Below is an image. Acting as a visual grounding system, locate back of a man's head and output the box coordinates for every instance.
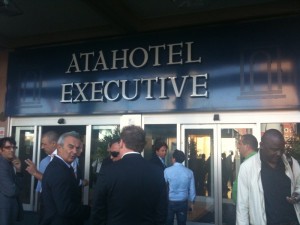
[43,131,58,144]
[173,149,186,163]
[242,134,258,152]
[120,125,146,153]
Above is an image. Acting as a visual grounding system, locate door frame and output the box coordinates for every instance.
[15,126,38,211]
[181,123,257,225]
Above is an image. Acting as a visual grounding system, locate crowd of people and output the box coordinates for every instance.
[0,126,300,225]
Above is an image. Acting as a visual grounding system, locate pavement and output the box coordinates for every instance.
[19,211,213,225]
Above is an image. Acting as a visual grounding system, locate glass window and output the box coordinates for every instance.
[261,123,300,162]
[89,125,119,205]
[11,126,35,210]
[144,124,176,167]
[183,127,215,224]
[221,127,253,225]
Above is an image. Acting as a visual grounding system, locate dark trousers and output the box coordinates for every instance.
[167,200,188,225]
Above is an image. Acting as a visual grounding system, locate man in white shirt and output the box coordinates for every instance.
[236,129,300,225]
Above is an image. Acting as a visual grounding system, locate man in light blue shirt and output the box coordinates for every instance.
[25,131,58,192]
[164,149,196,225]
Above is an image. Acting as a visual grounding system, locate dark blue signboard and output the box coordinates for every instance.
[6,16,300,116]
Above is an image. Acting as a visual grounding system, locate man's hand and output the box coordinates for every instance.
[189,203,194,212]
[24,158,45,181]
[25,159,38,175]
[82,179,89,186]
[12,157,22,172]
[286,192,300,204]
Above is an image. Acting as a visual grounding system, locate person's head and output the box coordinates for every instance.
[221,152,226,159]
[119,125,146,156]
[260,129,285,166]
[57,131,82,164]
[153,138,168,159]
[41,131,58,155]
[108,137,121,161]
[0,137,17,161]
[76,143,84,157]
[238,134,258,158]
[172,149,186,164]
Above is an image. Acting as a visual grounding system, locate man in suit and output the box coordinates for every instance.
[92,125,167,225]
[39,131,90,225]
[100,137,121,169]
[0,137,24,225]
[149,138,168,170]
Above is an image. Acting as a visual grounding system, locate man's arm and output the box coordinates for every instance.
[189,171,196,211]
[91,170,108,225]
[236,164,250,225]
[155,170,168,225]
[25,159,43,180]
[0,159,19,197]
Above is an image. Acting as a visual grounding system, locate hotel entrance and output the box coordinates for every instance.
[182,124,256,225]
[143,119,257,225]
[7,111,300,225]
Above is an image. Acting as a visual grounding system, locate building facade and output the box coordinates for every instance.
[2,15,300,225]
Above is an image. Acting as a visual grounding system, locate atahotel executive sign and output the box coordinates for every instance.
[5,16,300,116]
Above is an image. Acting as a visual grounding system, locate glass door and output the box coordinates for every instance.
[182,124,257,225]
[219,125,255,225]
[182,125,217,225]
[14,126,36,211]
[88,125,119,205]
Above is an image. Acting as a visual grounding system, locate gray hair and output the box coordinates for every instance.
[57,131,81,146]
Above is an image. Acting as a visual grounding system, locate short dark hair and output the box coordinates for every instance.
[153,138,168,153]
[120,125,146,153]
[241,134,258,151]
[42,131,59,143]
[0,137,16,148]
[173,149,186,163]
[261,129,284,144]
[108,137,120,148]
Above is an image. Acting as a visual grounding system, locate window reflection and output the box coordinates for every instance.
[144,124,176,167]
[261,123,300,162]
[89,125,119,205]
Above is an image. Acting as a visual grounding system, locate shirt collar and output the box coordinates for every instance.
[54,155,71,168]
[121,151,140,158]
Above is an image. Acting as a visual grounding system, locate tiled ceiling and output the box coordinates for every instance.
[0,0,299,49]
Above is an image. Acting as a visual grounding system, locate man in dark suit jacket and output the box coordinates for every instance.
[149,138,168,171]
[39,131,90,225]
[92,125,167,225]
[0,137,23,225]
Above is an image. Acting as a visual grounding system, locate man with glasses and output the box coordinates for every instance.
[101,137,121,168]
[0,137,24,225]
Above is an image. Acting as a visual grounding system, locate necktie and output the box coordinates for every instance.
[160,158,166,167]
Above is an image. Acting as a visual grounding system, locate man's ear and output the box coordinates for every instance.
[57,144,62,153]
[119,139,125,149]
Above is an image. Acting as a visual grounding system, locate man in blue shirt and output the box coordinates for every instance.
[25,131,58,193]
[164,149,196,225]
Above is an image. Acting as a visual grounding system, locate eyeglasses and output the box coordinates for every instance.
[2,145,18,151]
